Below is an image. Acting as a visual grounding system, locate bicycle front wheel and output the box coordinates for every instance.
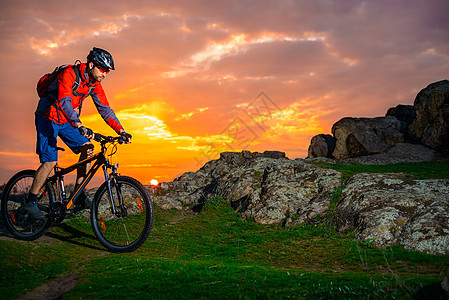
[91,176,153,253]
[1,170,54,240]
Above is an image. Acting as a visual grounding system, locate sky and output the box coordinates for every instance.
[0,0,448,186]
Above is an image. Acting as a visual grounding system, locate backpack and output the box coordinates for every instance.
[36,62,82,98]
[36,60,94,116]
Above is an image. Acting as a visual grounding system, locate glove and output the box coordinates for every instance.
[120,131,132,144]
[78,126,93,137]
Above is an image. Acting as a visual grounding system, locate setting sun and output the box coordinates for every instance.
[150,179,159,186]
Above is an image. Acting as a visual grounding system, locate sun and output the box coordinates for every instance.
[150,179,159,186]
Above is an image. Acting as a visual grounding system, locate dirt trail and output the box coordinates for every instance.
[15,272,80,300]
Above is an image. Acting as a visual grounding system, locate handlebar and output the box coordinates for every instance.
[93,133,127,144]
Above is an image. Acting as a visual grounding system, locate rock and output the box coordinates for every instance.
[152,151,343,224]
[408,80,449,152]
[306,80,449,161]
[304,157,336,164]
[385,104,414,135]
[238,159,342,225]
[331,116,404,160]
[337,173,449,255]
[307,134,336,158]
[339,143,441,165]
[154,171,215,210]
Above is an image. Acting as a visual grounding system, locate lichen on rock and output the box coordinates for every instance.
[337,173,449,255]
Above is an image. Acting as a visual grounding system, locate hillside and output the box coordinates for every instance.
[1,193,449,299]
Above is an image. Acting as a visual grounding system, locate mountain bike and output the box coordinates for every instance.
[1,133,153,253]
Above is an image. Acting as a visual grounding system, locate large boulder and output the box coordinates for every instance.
[331,116,403,160]
[336,173,449,255]
[237,158,342,225]
[408,80,449,152]
[152,151,343,224]
[307,134,336,158]
[385,104,414,135]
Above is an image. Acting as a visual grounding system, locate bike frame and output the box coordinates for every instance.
[46,139,124,215]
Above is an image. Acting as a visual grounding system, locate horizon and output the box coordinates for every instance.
[1,1,448,186]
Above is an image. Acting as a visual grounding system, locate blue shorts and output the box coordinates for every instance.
[35,115,90,162]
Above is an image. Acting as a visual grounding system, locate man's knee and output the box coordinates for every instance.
[79,143,94,157]
[35,161,56,178]
[42,161,57,169]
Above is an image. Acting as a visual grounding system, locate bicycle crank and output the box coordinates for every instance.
[49,202,66,224]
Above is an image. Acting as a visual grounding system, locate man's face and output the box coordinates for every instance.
[89,62,110,82]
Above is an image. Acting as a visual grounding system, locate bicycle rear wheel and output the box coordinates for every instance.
[1,170,54,240]
[91,176,153,253]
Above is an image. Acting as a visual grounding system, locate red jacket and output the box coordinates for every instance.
[35,63,123,133]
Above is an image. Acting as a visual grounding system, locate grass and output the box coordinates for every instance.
[1,161,448,299]
[1,200,448,299]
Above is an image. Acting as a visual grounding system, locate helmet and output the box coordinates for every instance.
[87,47,115,70]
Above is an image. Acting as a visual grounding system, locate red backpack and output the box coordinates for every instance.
[36,61,94,116]
[36,62,82,98]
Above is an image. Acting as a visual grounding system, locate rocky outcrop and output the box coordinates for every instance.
[307,80,449,162]
[408,80,449,152]
[336,173,449,255]
[307,134,335,158]
[331,116,404,160]
[152,150,449,255]
[153,151,343,224]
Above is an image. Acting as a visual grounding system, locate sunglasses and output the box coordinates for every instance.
[95,65,110,74]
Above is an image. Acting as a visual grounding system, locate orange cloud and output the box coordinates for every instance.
[28,14,139,56]
[0,151,36,157]
[162,32,324,79]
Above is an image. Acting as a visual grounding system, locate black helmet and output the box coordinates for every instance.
[87,47,115,70]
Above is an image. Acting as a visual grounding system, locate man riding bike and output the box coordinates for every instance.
[23,47,132,219]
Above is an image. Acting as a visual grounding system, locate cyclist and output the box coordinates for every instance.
[22,47,132,219]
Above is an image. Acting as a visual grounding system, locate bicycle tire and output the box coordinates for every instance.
[91,176,153,253]
[1,170,55,240]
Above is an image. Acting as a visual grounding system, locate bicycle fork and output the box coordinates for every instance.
[103,163,127,218]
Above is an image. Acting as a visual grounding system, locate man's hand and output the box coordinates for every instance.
[120,131,132,144]
[78,126,94,139]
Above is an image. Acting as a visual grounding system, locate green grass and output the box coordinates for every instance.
[1,199,448,299]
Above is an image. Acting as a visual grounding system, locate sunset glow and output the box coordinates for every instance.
[1,1,448,186]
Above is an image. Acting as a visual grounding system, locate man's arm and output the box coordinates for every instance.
[91,85,132,143]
